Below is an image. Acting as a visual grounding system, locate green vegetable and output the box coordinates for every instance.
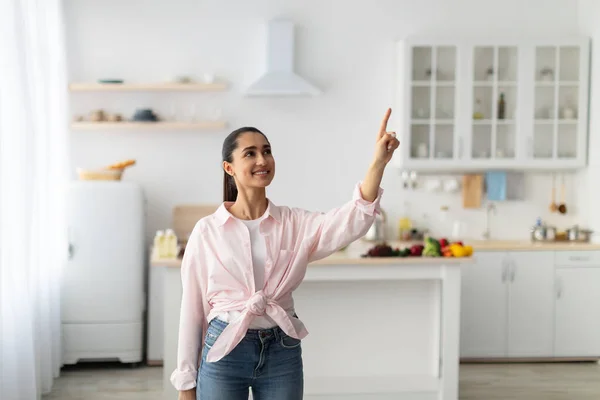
[399,248,411,257]
[422,239,441,257]
[425,237,441,252]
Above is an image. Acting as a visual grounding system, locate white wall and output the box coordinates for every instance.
[64,0,585,242]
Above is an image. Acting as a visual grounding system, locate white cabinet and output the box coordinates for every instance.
[460,251,554,358]
[394,37,590,172]
[460,252,507,357]
[460,249,600,360]
[506,252,555,357]
[396,43,461,168]
[147,265,165,364]
[555,268,600,357]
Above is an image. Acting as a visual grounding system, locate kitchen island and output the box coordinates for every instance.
[153,242,472,400]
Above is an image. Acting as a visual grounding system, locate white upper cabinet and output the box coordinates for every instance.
[395,41,461,171]
[393,37,590,172]
[528,40,589,168]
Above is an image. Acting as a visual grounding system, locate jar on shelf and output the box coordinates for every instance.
[417,143,428,158]
[473,98,484,120]
[425,68,440,80]
[540,67,554,82]
[415,108,428,118]
[561,97,577,119]
[562,106,576,119]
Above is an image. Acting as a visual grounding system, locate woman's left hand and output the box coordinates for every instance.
[360,108,400,201]
[373,108,400,166]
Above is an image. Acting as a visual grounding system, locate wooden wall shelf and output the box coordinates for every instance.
[71,121,227,130]
[69,82,228,92]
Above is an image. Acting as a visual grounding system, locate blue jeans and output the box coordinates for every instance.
[197,318,304,400]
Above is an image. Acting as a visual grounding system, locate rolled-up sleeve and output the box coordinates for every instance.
[299,181,383,262]
[351,181,384,216]
[170,225,207,391]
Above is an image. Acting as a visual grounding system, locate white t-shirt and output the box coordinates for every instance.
[219,212,295,329]
[242,217,267,292]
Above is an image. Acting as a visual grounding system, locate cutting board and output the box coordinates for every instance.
[462,175,483,208]
[172,204,219,241]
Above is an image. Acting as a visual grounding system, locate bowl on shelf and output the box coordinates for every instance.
[76,167,124,181]
[132,108,158,122]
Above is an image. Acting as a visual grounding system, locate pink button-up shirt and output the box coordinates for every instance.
[170,182,383,391]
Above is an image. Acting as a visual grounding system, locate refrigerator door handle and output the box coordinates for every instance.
[67,227,75,260]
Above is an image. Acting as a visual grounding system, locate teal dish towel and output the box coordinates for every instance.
[486,171,507,201]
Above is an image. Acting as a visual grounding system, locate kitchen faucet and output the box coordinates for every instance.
[482,202,497,240]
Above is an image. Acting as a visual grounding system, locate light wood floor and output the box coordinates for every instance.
[43,362,600,400]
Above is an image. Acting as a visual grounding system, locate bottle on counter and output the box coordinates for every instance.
[398,216,413,241]
[164,229,178,258]
[153,230,165,258]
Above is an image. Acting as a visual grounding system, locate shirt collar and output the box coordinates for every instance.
[214,199,281,227]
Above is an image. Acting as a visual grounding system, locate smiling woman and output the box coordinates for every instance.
[221,127,274,205]
[172,111,400,400]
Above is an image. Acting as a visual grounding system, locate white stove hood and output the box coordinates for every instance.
[245,19,321,97]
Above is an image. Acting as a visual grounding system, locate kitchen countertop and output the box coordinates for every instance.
[150,251,470,268]
[378,239,600,252]
[150,239,471,268]
[462,239,600,251]
[150,238,600,268]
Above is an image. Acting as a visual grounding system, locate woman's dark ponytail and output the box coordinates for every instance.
[223,171,238,202]
[222,126,268,202]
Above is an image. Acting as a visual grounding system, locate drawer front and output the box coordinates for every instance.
[555,250,600,267]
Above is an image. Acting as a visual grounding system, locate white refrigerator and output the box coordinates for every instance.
[61,181,146,365]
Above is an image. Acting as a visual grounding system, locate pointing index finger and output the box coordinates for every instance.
[379,108,392,138]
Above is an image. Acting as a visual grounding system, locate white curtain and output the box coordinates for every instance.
[0,0,70,399]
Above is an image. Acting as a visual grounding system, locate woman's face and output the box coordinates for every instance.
[224,131,275,191]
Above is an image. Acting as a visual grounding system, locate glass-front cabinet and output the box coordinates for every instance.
[470,46,518,162]
[531,44,586,165]
[408,45,458,164]
[394,37,589,171]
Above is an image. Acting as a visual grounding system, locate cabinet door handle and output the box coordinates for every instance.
[569,256,591,262]
[501,260,508,283]
[557,278,563,299]
[510,261,516,282]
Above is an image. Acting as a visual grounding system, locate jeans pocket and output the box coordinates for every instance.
[204,331,219,349]
[280,333,302,349]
